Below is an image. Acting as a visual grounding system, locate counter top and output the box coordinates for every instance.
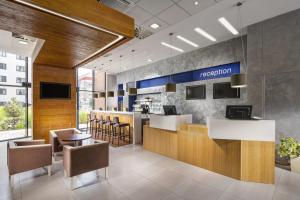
[207,118,275,142]
[91,110,135,115]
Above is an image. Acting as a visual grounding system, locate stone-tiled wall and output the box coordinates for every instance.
[247,9,300,142]
[117,37,247,124]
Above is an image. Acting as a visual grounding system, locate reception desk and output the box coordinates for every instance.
[149,114,192,131]
[91,110,142,144]
[143,121,275,184]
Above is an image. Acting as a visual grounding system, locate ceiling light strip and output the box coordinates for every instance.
[14,0,124,66]
[218,17,239,35]
[176,35,199,48]
[194,28,217,42]
[161,42,184,53]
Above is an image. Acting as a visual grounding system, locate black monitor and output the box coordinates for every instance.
[186,85,206,100]
[226,105,252,120]
[163,105,177,115]
[40,82,71,99]
[213,82,240,99]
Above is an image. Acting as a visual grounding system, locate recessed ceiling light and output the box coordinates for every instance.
[150,23,160,29]
[218,17,239,35]
[176,35,199,48]
[19,40,28,45]
[161,42,184,53]
[194,1,199,5]
[194,28,217,42]
[147,59,153,62]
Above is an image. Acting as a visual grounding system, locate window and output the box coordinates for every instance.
[16,77,26,84]
[0,88,6,95]
[0,63,6,70]
[0,76,7,82]
[16,65,26,72]
[16,55,25,60]
[16,89,26,95]
[0,51,6,57]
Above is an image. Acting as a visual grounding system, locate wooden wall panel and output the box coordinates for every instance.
[241,141,275,184]
[178,124,241,179]
[32,64,76,143]
[143,126,178,159]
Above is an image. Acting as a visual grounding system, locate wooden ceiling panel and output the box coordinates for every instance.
[0,0,134,68]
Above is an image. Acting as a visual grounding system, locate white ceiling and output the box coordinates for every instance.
[83,0,300,74]
[0,30,38,57]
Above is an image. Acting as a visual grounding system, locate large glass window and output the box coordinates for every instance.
[0,51,31,141]
[76,68,105,131]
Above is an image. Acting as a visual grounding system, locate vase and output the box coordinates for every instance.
[291,157,300,173]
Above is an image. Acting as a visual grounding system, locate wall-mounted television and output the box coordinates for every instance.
[186,85,206,100]
[40,82,71,99]
[213,82,240,99]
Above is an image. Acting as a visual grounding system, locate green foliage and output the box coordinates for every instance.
[79,110,89,124]
[278,136,300,159]
[0,98,23,130]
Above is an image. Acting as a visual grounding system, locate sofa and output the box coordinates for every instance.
[49,128,82,160]
[7,140,52,180]
[63,140,109,189]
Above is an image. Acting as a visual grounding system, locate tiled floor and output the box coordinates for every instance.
[1,141,300,200]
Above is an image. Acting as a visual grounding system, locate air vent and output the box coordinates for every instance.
[97,0,135,12]
[135,26,153,40]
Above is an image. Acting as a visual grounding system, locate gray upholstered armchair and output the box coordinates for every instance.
[7,140,52,181]
[63,140,109,189]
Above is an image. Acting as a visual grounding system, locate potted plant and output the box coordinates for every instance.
[278,136,300,173]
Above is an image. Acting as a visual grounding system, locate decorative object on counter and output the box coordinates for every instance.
[107,91,114,97]
[93,92,99,98]
[117,89,124,96]
[230,2,248,88]
[99,92,106,98]
[128,88,137,95]
[278,136,300,173]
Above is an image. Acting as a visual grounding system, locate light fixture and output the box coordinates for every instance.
[176,35,199,48]
[128,88,137,95]
[165,82,176,93]
[231,74,247,88]
[230,2,247,88]
[147,59,153,62]
[19,40,28,45]
[99,92,106,98]
[194,28,217,42]
[161,42,184,53]
[107,91,114,97]
[93,93,99,98]
[117,89,125,96]
[218,17,239,35]
[194,1,199,5]
[150,23,160,29]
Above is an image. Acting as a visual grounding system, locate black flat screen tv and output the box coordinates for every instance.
[163,105,177,115]
[40,82,71,99]
[186,85,206,100]
[226,105,252,120]
[213,82,240,99]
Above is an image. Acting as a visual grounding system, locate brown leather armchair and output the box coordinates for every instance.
[7,140,52,181]
[63,140,109,189]
[49,128,82,160]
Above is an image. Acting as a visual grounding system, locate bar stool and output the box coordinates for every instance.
[103,116,113,142]
[95,115,106,139]
[111,117,131,146]
[86,113,96,135]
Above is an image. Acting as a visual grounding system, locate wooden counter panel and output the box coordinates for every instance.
[241,141,275,184]
[143,126,177,159]
[178,124,241,179]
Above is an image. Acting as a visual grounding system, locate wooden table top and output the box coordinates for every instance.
[58,134,92,142]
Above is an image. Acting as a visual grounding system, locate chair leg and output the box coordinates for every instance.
[64,170,67,178]
[104,167,108,180]
[48,166,52,176]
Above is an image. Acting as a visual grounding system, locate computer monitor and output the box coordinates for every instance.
[226,105,252,120]
[163,105,177,115]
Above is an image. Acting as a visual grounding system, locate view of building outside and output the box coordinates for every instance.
[77,68,105,130]
[0,51,32,141]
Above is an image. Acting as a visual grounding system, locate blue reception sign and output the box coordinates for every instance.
[136,62,240,89]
